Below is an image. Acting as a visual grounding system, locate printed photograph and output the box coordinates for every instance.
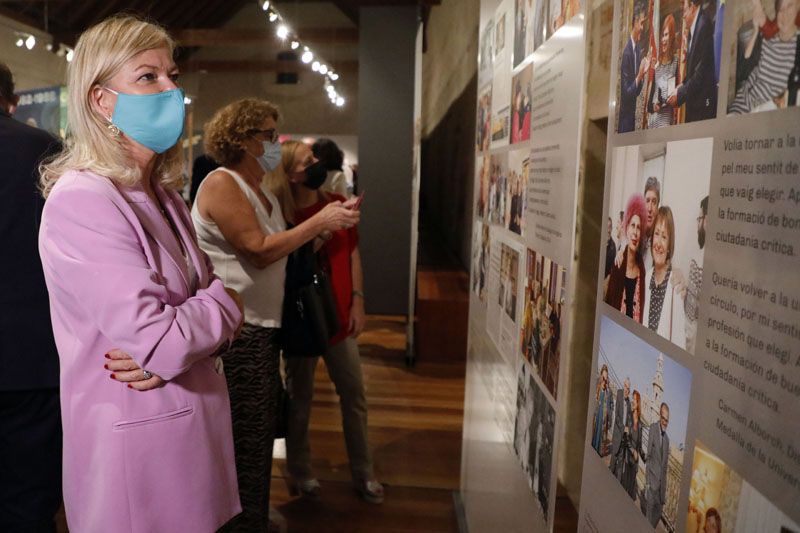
[687,442,800,532]
[476,153,491,219]
[513,361,556,526]
[614,0,723,133]
[507,148,529,235]
[496,12,508,57]
[472,222,491,303]
[487,152,510,226]
[479,18,495,86]
[520,248,566,399]
[590,316,693,532]
[514,0,549,64]
[550,0,583,35]
[603,138,712,355]
[476,85,492,152]
[499,242,521,321]
[727,0,800,114]
[510,62,533,144]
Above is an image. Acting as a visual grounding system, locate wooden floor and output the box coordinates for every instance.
[270,315,464,532]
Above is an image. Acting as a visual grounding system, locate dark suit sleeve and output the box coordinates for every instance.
[660,436,669,503]
[677,16,714,106]
[621,43,644,100]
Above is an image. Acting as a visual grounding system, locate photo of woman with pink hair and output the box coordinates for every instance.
[604,193,647,322]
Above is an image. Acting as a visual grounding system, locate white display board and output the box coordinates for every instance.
[461,0,588,529]
[578,0,800,530]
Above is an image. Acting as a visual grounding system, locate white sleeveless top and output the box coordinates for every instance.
[191,167,287,328]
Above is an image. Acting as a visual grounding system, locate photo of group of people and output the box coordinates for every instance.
[499,242,521,321]
[472,222,491,303]
[513,362,556,526]
[511,63,533,144]
[603,138,711,355]
[727,0,800,114]
[615,0,723,132]
[480,18,495,85]
[591,316,692,532]
[687,442,800,532]
[480,151,528,236]
[520,248,565,399]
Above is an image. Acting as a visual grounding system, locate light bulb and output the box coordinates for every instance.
[311,61,320,72]
[25,35,36,50]
[329,72,339,81]
[276,25,289,39]
[183,96,193,105]
[268,12,278,22]
[335,97,345,107]
[319,64,328,75]
[261,1,270,10]
[15,38,23,47]
[46,43,53,51]
[326,85,335,93]
[291,40,299,50]
[65,49,74,62]
[301,50,313,63]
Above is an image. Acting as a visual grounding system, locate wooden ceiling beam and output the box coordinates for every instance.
[172,27,358,47]
[179,59,358,74]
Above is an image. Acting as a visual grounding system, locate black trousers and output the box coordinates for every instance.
[0,388,62,533]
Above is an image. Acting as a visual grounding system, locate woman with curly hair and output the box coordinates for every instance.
[193,98,359,531]
[605,194,647,322]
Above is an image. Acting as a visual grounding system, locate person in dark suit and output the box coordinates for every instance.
[609,378,632,476]
[667,0,717,122]
[0,62,62,533]
[642,402,671,527]
[618,1,650,133]
[605,216,617,278]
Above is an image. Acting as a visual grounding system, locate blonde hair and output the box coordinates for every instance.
[40,15,182,197]
[267,140,304,223]
[203,98,280,167]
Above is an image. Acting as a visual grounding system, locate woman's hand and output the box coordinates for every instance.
[349,297,366,338]
[314,201,360,233]
[105,348,165,391]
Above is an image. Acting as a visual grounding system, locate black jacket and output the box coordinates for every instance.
[0,111,62,390]
[676,9,718,122]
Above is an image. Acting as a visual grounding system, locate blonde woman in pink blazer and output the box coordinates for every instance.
[38,16,244,533]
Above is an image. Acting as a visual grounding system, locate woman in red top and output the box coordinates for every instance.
[269,140,384,504]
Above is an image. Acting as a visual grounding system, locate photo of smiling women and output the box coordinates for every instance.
[604,139,713,354]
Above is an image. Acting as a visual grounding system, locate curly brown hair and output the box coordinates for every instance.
[203,98,280,167]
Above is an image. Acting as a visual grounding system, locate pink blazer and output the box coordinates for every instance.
[39,170,243,533]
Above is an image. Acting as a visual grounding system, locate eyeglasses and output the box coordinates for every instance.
[249,128,279,143]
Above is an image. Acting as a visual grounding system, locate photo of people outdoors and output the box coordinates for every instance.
[603,138,712,354]
[513,362,556,526]
[476,86,492,152]
[496,12,508,58]
[727,0,800,114]
[472,222,491,303]
[515,0,532,67]
[550,0,583,35]
[507,148,529,235]
[615,0,723,133]
[511,63,533,144]
[591,316,692,532]
[499,243,521,321]
[687,442,800,532]
[520,248,566,399]
[487,152,510,226]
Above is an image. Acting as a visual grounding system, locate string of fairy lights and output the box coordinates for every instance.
[6,24,74,62]
[259,1,346,108]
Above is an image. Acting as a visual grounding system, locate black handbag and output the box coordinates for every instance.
[282,239,339,356]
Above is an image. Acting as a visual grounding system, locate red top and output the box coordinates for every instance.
[294,193,359,345]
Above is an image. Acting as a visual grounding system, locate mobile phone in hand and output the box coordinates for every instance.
[352,191,365,210]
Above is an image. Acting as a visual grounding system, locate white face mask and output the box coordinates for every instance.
[255,140,282,172]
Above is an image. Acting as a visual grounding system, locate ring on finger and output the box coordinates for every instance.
[142,370,153,380]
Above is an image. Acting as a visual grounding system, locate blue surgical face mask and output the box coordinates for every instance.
[255,140,282,172]
[104,87,185,154]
